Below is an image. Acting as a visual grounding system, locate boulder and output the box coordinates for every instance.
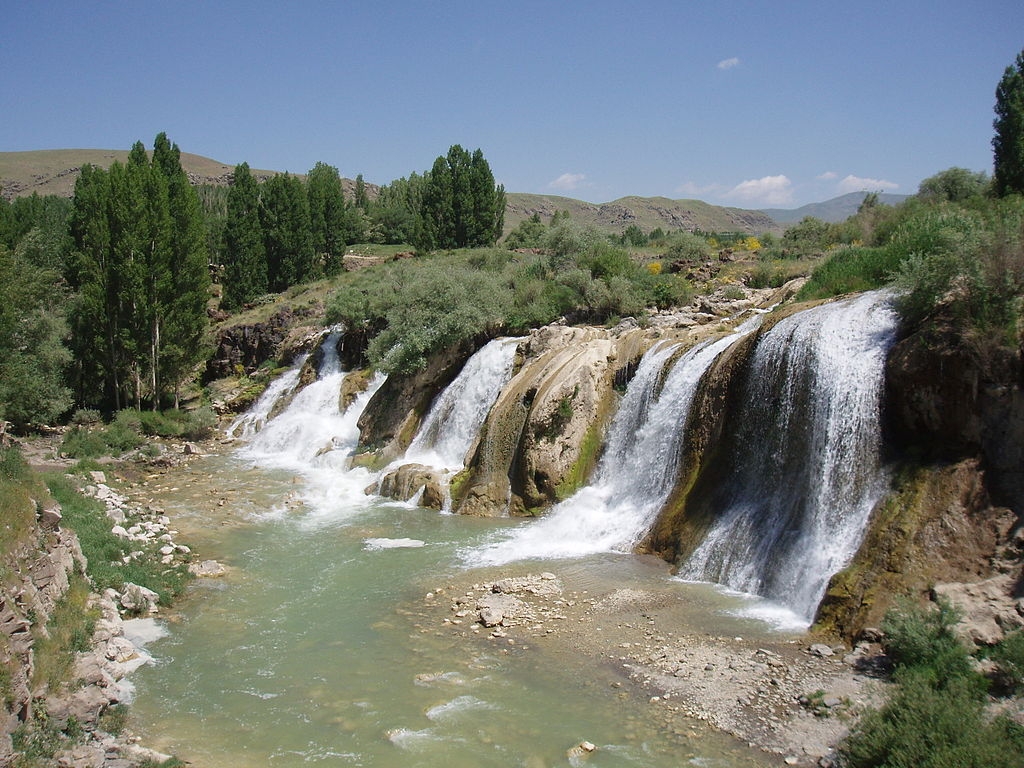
[119,583,159,615]
[375,463,446,510]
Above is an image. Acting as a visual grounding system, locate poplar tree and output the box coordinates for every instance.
[223,162,266,308]
[418,145,504,251]
[993,48,1024,197]
[261,172,313,291]
[307,161,347,275]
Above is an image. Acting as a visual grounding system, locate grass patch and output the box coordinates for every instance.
[44,474,191,605]
[30,573,96,691]
[0,447,47,556]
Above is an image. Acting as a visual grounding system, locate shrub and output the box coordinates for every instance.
[664,231,712,263]
[841,672,1024,768]
[986,630,1024,694]
[880,598,976,685]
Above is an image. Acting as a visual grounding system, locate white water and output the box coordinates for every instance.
[225,357,306,439]
[678,291,899,622]
[404,337,522,471]
[472,319,760,565]
[235,331,385,521]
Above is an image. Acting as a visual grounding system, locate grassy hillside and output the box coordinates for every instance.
[0,149,321,199]
[505,192,781,236]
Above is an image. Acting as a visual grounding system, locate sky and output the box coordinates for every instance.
[3,1,1023,208]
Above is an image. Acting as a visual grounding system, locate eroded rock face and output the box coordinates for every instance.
[356,337,488,466]
[885,315,1024,510]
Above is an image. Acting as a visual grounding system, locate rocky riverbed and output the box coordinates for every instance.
[415,571,892,767]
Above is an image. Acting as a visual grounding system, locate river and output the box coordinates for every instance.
[126,451,789,767]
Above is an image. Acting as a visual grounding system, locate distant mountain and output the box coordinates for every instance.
[760,191,910,225]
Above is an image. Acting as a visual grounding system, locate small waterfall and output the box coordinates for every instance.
[225,357,307,439]
[404,338,522,471]
[235,330,385,519]
[678,291,898,621]
[472,319,760,565]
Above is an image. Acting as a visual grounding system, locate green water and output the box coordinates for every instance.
[128,454,778,767]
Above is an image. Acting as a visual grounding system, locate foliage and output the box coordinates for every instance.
[993,48,1024,197]
[796,246,905,300]
[222,162,267,309]
[0,447,46,555]
[664,231,712,262]
[918,167,991,202]
[66,134,209,411]
[418,145,505,251]
[841,672,1024,768]
[840,599,1024,768]
[504,213,547,250]
[0,244,73,430]
[985,630,1024,694]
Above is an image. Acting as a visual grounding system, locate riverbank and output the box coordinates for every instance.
[413,569,891,767]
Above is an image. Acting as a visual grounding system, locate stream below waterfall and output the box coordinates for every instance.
[126,451,789,767]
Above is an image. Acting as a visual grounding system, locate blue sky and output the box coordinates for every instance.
[3,1,1022,207]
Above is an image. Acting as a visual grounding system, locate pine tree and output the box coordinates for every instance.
[418,146,504,251]
[993,48,1024,197]
[223,162,266,309]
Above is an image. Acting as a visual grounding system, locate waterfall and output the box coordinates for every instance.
[678,291,898,622]
[404,338,522,471]
[235,330,385,519]
[225,356,306,439]
[472,318,760,565]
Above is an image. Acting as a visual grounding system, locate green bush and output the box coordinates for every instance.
[841,672,1024,768]
[986,630,1024,694]
[880,598,977,684]
[796,246,904,300]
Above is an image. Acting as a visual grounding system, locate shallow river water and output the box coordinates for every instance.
[127,452,789,767]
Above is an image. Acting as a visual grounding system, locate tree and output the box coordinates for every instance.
[151,133,210,406]
[418,145,504,251]
[918,167,990,202]
[223,163,266,309]
[0,244,72,429]
[993,48,1024,197]
[307,161,347,275]
[260,173,313,291]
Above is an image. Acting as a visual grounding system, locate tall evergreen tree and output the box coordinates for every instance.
[260,173,313,291]
[307,161,347,275]
[993,48,1024,197]
[223,162,266,309]
[418,146,504,251]
[151,133,210,406]
[354,173,369,210]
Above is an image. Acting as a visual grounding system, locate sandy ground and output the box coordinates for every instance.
[414,571,892,767]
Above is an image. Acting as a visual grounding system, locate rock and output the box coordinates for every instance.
[809,644,834,658]
[376,463,446,510]
[38,502,62,530]
[189,559,228,577]
[119,583,159,614]
[479,608,505,627]
[88,470,107,484]
[183,441,203,455]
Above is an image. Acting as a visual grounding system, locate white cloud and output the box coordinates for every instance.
[817,171,838,180]
[548,172,586,191]
[837,174,899,194]
[717,57,740,70]
[724,175,794,206]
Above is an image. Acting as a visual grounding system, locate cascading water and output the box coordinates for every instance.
[224,356,306,439]
[235,330,385,519]
[404,337,522,471]
[678,291,899,622]
[472,318,761,565]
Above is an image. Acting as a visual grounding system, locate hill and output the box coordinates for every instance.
[4,148,791,236]
[760,191,910,224]
[505,193,780,236]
